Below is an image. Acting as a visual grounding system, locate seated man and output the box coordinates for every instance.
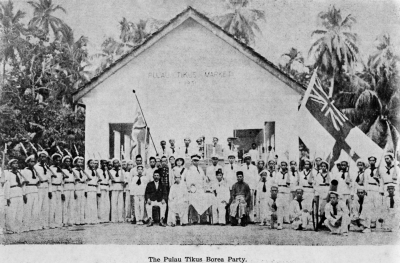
[167,173,188,227]
[378,183,400,232]
[212,169,230,225]
[144,170,167,227]
[229,171,250,226]
[324,190,350,236]
[289,187,312,230]
[349,185,372,233]
[266,185,283,230]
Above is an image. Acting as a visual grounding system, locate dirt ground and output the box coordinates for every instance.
[1,222,399,245]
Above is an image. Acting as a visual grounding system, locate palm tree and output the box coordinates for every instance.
[0,0,27,97]
[27,0,67,38]
[309,5,359,97]
[213,0,265,46]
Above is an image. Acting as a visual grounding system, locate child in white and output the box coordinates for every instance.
[212,169,230,225]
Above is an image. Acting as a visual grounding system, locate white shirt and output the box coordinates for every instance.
[248,149,259,163]
[130,175,148,195]
[241,163,258,190]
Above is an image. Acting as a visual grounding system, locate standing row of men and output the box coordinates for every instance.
[1,147,399,235]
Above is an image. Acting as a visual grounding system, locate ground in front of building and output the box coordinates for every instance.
[1,223,399,245]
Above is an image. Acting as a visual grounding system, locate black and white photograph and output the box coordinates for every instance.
[0,0,399,262]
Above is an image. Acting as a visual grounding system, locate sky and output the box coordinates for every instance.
[13,0,400,66]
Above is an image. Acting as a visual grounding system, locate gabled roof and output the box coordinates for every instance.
[73,6,306,102]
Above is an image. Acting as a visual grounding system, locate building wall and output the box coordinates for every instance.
[82,17,301,161]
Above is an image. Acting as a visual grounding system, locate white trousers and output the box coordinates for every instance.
[324,214,350,234]
[5,196,23,233]
[74,191,85,225]
[85,192,98,224]
[134,195,145,221]
[278,192,290,223]
[49,191,62,228]
[38,188,49,229]
[0,197,4,235]
[212,200,227,224]
[98,190,110,223]
[146,201,166,220]
[291,212,312,230]
[63,190,75,226]
[124,190,131,220]
[23,192,40,231]
[111,190,124,223]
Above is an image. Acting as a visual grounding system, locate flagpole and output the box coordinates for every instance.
[132,90,158,156]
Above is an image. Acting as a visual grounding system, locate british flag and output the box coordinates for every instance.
[298,70,382,171]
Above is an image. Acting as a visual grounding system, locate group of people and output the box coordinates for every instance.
[0,141,399,237]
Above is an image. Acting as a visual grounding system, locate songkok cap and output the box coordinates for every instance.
[243,153,251,159]
[385,152,394,159]
[216,168,223,175]
[175,157,185,166]
[191,154,201,161]
[8,159,18,165]
[368,156,377,161]
[236,171,243,176]
[38,150,49,157]
[111,158,120,163]
[25,154,35,163]
[211,154,219,160]
[73,156,84,163]
[62,155,72,163]
[51,153,62,160]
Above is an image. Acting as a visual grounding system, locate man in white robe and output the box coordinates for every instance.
[167,173,188,226]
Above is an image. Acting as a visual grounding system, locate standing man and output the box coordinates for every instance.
[212,169,230,225]
[224,137,238,161]
[248,143,259,166]
[355,159,366,189]
[34,150,51,230]
[379,153,399,192]
[145,169,167,227]
[196,137,204,158]
[131,165,149,225]
[364,155,381,226]
[276,160,291,223]
[169,156,176,170]
[336,161,352,204]
[206,154,223,185]
[61,155,75,226]
[256,171,270,226]
[288,160,299,199]
[4,159,25,233]
[229,171,251,227]
[313,161,331,224]
[110,158,125,223]
[241,153,258,223]
[85,159,100,225]
[168,139,177,158]
[159,140,168,158]
[313,157,322,174]
[298,159,314,211]
[48,153,64,229]
[224,153,239,191]
[97,159,110,223]
[181,137,194,159]
[72,156,86,225]
[379,184,400,232]
[324,190,350,236]
[146,156,157,182]
[21,155,40,231]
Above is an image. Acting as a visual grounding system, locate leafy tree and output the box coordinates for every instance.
[213,0,265,46]
[27,0,67,38]
[309,5,359,97]
[279,48,311,86]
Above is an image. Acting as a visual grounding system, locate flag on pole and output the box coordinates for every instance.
[298,70,383,173]
[130,106,147,158]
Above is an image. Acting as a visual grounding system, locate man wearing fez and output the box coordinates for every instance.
[349,185,372,233]
[229,171,251,226]
[145,170,167,227]
[324,190,350,236]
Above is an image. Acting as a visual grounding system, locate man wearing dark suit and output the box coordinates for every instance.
[145,169,167,227]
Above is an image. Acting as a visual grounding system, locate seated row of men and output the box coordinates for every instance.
[1,149,399,234]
